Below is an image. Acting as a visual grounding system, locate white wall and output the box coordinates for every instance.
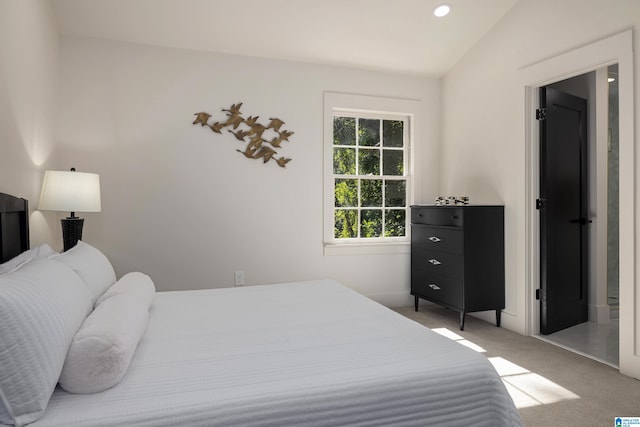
[0,0,59,245]
[53,36,441,304]
[440,0,640,336]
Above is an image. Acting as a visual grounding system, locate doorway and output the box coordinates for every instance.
[536,69,619,366]
[522,30,636,377]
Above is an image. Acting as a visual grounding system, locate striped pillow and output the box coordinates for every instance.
[0,258,92,426]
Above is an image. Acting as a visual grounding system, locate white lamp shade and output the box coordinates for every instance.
[38,170,102,213]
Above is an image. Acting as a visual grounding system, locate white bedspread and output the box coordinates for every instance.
[34,280,522,426]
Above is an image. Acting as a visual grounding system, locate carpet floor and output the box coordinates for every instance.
[394,304,640,427]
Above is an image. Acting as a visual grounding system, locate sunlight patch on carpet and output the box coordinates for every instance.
[432,327,486,353]
[489,357,580,408]
[428,327,580,409]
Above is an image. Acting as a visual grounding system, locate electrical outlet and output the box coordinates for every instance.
[234,270,245,286]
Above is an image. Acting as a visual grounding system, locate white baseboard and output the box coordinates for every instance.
[589,303,611,323]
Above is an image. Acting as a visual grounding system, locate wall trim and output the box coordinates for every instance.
[520,29,635,376]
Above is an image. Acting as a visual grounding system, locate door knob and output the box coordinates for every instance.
[570,217,593,225]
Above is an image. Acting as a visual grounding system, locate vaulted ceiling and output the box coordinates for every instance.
[51,0,519,77]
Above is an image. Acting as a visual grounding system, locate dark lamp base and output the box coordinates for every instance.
[61,217,84,252]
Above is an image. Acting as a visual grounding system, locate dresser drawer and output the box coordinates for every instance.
[411,273,462,307]
[411,225,463,254]
[411,206,462,227]
[411,247,463,280]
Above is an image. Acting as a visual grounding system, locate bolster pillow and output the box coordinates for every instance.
[96,272,155,307]
[58,292,150,394]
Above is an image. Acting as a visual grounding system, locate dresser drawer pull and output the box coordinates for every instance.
[428,259,442,265]
[428,236,442,243]
[428,284,441,290]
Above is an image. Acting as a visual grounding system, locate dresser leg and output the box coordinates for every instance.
[459,311,465,331]
[496,310,501,327]
[414,296,419,312]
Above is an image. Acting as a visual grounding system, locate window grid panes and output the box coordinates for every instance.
[333,115,408,240]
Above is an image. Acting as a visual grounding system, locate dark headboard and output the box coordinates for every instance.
[0,193,30,263]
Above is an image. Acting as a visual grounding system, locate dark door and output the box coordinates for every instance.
[539,87,589,335]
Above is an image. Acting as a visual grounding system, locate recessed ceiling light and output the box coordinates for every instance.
[434,4,451,17]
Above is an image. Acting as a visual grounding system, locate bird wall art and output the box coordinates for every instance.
[192,103,294,168]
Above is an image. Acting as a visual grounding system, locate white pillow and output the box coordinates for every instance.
[0,243,56,276]
[0,258,93,426]
[59,292,151,394]
[50,241,116,304]
[96,272,156,307]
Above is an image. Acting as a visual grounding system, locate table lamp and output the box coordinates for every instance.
[38,168,101,251]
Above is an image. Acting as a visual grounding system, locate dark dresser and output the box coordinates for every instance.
[410,205,504,330]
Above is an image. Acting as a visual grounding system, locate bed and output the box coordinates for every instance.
[0,192,522,426]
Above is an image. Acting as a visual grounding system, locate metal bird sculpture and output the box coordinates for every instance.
[209,122,225,133]
[222,102,243,116]
[229,129,252,141]
[193,103,293,169]
[223,114,244,129]
[276,129,294,143]
[193,112,211,126]
[267,128,295,148]
[248,123,267,138]
[237,145,258,158]
[244,115,260,126]
[267,135,285,148]
[252,146,277,163]
[246,135,264,150]
[267,118,285,131]
[276,157,292,168]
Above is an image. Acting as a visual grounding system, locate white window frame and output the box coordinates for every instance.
[323,92,420,256]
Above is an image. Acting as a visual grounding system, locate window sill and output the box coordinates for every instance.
[323,242,410,256]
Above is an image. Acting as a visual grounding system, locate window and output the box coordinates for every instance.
[332,114,408,239]
[324,93,418,255]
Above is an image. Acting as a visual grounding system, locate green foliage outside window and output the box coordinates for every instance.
[333,115,408,239]
[358,119,380,146]
[361,180,382,206]
[334,117,356,145]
